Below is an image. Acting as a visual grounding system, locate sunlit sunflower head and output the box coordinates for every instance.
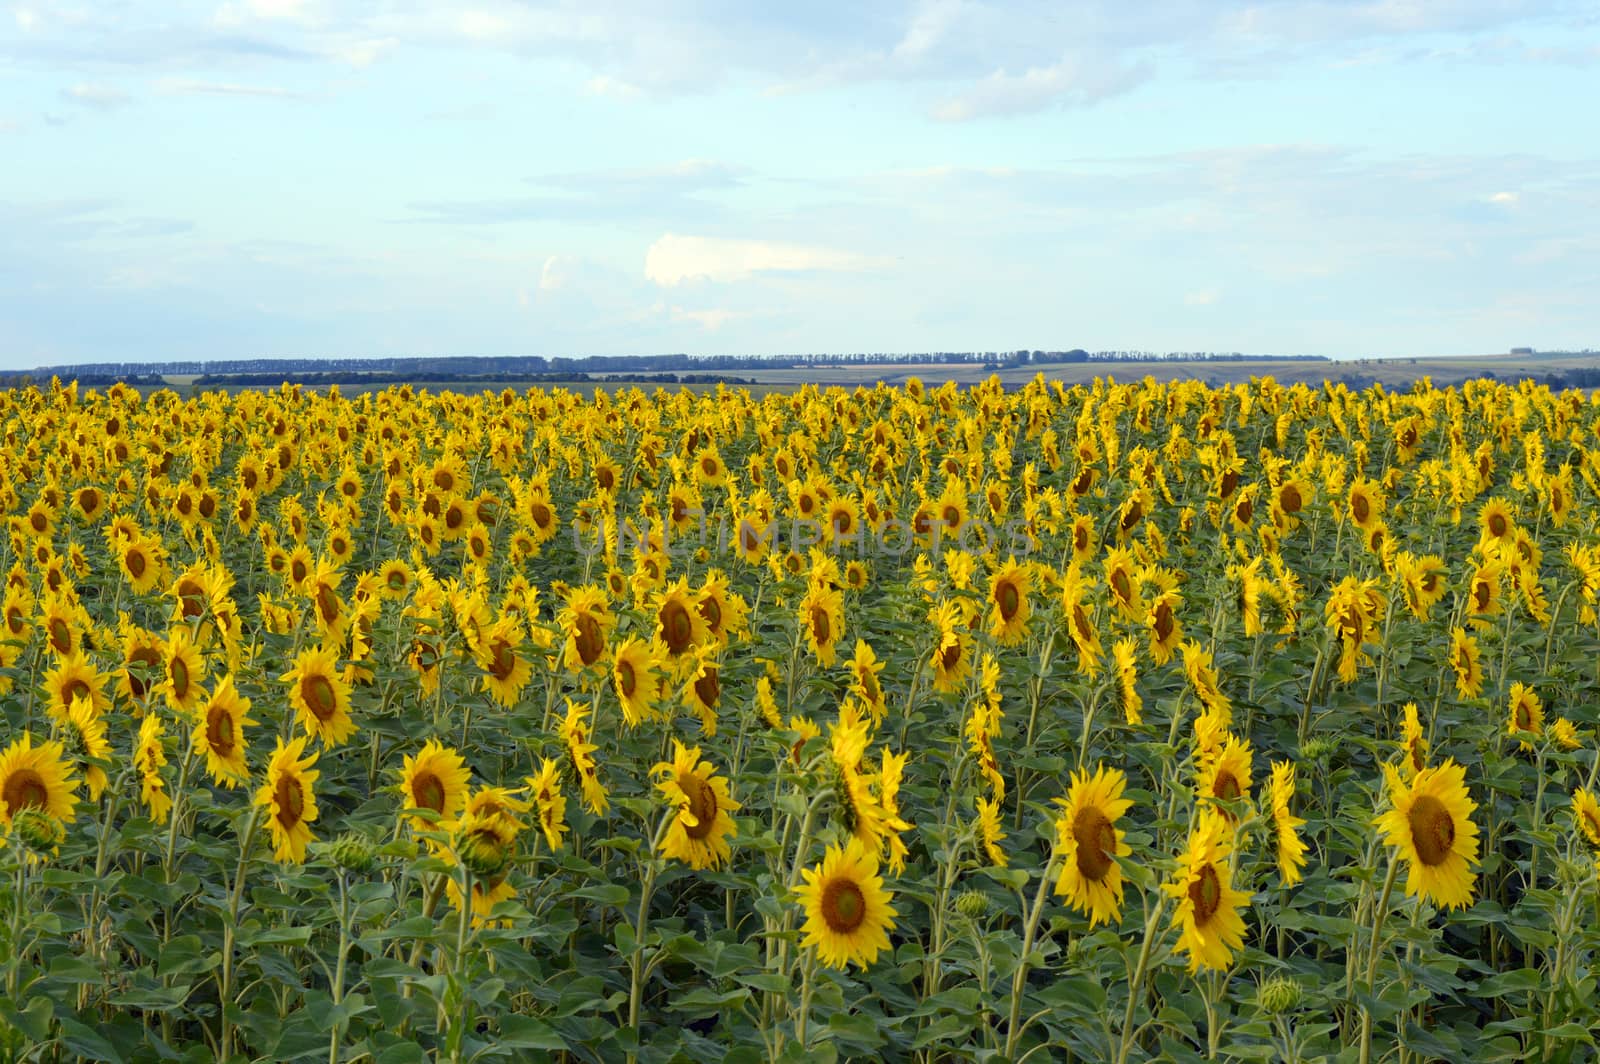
[798,582,846,668]
[1572,788,1600,852]
[161,624,206,715]
[653,578,709,664]
[975,796,1008,868]
[1449,627,1484,699]
[1268,760,1308,886]
[1505,681,1543,750]
[1111,637,1143,725]
[1551,717,1582,751]
[559,699,608,816]
[43,650,111,724]
[1197,734,1254,817]
[796,837,898,970]
[1052,764,1134,927]
[927,599,974,694]
[134,714,172,824]
[557,585,613,673]
[0,733,78,839]
[524,758,568,853]
[651,739,741,870]
[473,616,532,708]
[1102,547,1142,618]
[399,739,472,831]
[184,674,252,791]
[987,557,1033,646]
[848,640,887,725]
[281,644,357,747]
[611,636,661,727]
[1165,808,1250,972]
[696,570,749,646]
[1374,759,1479,911]
[256,735,321,864]
[1398,701,1428,777]
[1478,497,1516,548]
[60,694,111,802]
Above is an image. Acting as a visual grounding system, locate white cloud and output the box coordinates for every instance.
[1184,289,1220,306]
[931,53,1152,121]
[644,233,880,286]
[337,37,396,67]
[1488,191,1518,204]
[583,75,642,100]
[63,83,129,109]
[671,305,737,331]
[154,78,303,99]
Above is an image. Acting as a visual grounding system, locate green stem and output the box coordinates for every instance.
[1003,852,1061,1059]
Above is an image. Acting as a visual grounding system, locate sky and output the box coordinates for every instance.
[1,1,1597,370]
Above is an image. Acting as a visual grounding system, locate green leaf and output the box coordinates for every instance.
[497,1015,569,1050]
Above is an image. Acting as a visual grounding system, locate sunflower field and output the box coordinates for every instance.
[2,373,1600,1063]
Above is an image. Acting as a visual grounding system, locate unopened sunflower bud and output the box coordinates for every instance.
[1301,738,1336,763]
[955,890,989,920]
[454,818,513,878]
[328,833,377,875]
[13,808,64,855]
[1256,975,1303,1015]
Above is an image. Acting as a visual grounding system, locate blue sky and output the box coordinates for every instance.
[1,1,1596,369]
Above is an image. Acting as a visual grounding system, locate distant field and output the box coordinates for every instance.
[155,352,1600,396]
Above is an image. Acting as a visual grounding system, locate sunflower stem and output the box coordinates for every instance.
[1003,850,1059,1060]
[219,802,264,1060]
[1114,889,1169,1064]
[1357,854,1400,1064]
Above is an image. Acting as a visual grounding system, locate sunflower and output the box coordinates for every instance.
[1398,701,1428,778]
[134,715,172,824]
[1180,640,1232,723]
[653,579,709,667]
[560,699,608,816]
[1059,567,1103,676]
[162,624,206,716]
[118,532,165,594]
[0,732,78,832]
[1103,548,1142,619]
[399,740,472,830]
[38,595,84,658]
[1166,808,1250,972]
[1374,760,1479,910]
[1478,497,1516,549]
[1449,627,1484,699]
[376,559,413,600]
[257,735,320,864]
[474,617,532,708]
[975,795,1008,867]
[43,650,111,722]
[1112,638,1142,725]
[1268,761,1307,886]
[1505,682,1543,749]
[799,582,846,668]
[525,758,568,852]
[1197,734,1254,815]
[696,570,749,646]
[1397,553,1448,620]
[557,585,613,674]
[1347,477,1384,532]
[282,644,357,747]
[1144,577,1184,665]
[927,599,974,694]
[848,640,887,726]
[987,558,1033,646]
[61,694,111,802]
[877,749,913,874]
[611,637,661,727]
[1551,717,1582,751]
[795,837,898,970]
[1053,764,1134,927]
[194,674,255,788]
[116,624,166,708]
[652,740,740,870]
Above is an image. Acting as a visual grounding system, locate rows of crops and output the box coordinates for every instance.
[2,374,1599,1062]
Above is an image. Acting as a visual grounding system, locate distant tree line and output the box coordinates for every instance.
[191,371,756,388]
[32,349,1332,380]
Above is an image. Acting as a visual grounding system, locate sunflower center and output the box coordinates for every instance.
[64,678,90,706]
[811,605,833,649]
[169,657,191,698]
[997,581,1020,621]
[290,559,309,585]
[698,595,723,634]
[1189,864,1222,923]
[1279,485,1303,513]
[1407,794,1455,866]
[206,705,236,756]
[317,586,340,625]
[3,768,49,815]
[412,770,446,813]
[819,878,867,934]
[1072,806,1116,882]
[489,640,517,681]
[661,601,694,655]
[573,614,605,666]
[303,674,338,721]
[1514,701,1533,731]
[694,667,720,708]
[1212,770,1242,802]
[126,549,147,578]
[274,774,304,828]
[1473,581,1491,611]
[1153,602,1174,643]
[1489,513,1507,538]
[1111,569,1132,605]
[1352,494,1370,523]
[680,773,718,840]
[48,618,71,654]
[387,568,408,592]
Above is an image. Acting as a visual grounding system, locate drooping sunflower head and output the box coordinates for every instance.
[194,673,255,788]
[1268,760,1308,886]
[796,837,898,970]
[256,735,321,864]
[1505,682,1543,750]
[557,585,613,673]
[1197,734,1254,816]
[652,739,741,870]
[1572,788,1600,852]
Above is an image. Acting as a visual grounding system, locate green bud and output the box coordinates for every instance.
[1301,738,1336,763]
[955,889,989,920]
[13,808,65,856]
[328,833,378,875]
[455,821,513,878]
[1256,975,1303,1015]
